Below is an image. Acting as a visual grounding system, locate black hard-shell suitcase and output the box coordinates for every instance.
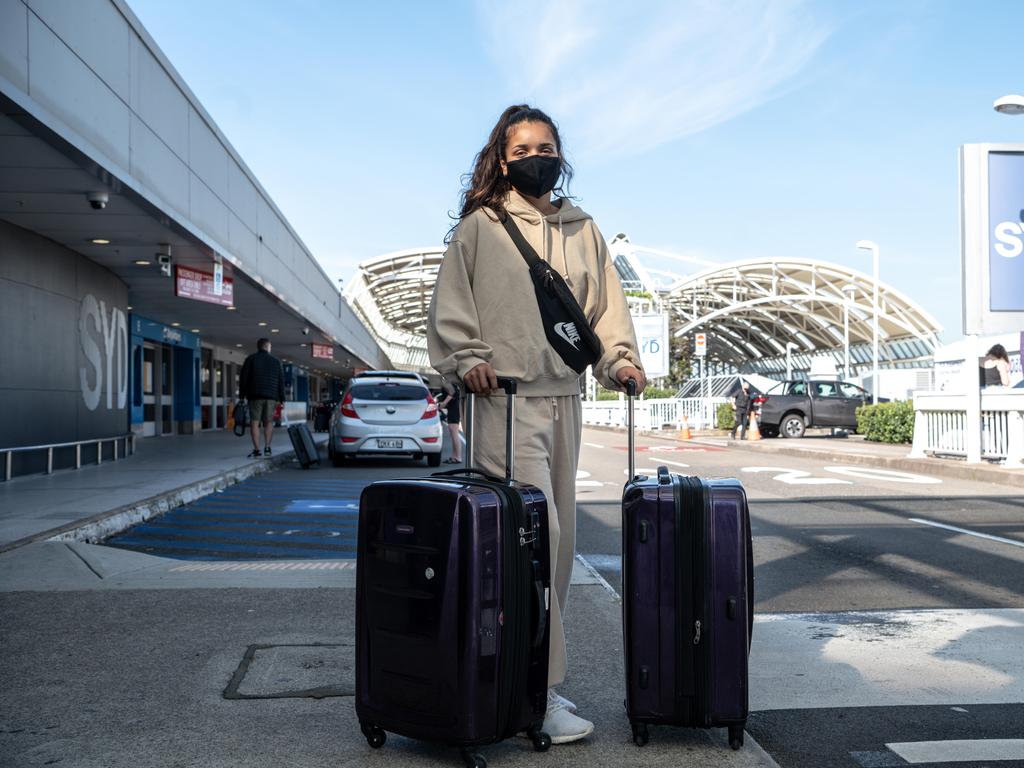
[356,378,552,768]
[621,381,754,749]
[287,422,319,468]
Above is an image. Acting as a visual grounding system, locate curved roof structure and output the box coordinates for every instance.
[662,258,942,373]
[343,247,444,372]
[345,241,943,377]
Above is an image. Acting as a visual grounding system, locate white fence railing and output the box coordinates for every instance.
[582,397,730,431]
[910,390,1024,466]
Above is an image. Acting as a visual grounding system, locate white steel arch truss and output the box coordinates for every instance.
[664,258,942,371]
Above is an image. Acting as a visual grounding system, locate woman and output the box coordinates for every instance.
[439,378,463,463]
[980,344,1011,387]
[427,105,645,744]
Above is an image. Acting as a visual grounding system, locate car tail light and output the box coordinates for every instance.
[753,395,768,406]
[423,437,439,443]
[340,392,359,419]
[341,437,358,443]
[421,393,438,420]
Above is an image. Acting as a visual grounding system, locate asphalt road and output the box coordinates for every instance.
[97,426,1024,767]
[574,427,1024,768]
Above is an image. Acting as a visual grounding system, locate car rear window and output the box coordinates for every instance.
[349,384,426,401]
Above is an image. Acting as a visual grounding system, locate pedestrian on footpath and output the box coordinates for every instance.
[731,380,751,440]
[439,379,463,464]
[979,344,1011,388]
[239,338,285,458]
[428,104,645,744]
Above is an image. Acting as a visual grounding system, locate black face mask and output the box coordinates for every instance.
[505,155,561,199]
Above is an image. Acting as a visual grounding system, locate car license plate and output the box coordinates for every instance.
[377,439,403,449]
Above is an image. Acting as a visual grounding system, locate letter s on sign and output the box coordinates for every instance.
[79,294,102,411]
[993,221,1024,259]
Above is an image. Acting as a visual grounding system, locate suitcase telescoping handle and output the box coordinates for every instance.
[626,378,637,480]
[464,376,517,482]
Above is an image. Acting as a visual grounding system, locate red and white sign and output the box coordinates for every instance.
[695,332,707,357]
[311,343,333,360]
[175,265,234,307]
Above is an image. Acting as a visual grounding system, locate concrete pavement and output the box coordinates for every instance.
[0,429,779,768]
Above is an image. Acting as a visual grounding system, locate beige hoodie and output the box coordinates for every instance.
[427,190,642,396]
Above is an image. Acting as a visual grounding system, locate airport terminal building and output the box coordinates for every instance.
[0,0,389,477]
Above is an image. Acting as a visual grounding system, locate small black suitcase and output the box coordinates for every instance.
[287,422,319,468]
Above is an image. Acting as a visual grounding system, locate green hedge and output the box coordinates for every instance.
[856,400,914,443]
[594,385,677,400]
[717,402,736,430]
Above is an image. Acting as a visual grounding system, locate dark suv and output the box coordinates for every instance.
[755,379,878,438]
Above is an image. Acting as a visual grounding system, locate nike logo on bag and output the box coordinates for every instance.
[554,322,581,349]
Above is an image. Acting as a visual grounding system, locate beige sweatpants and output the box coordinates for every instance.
[471,393,582,688]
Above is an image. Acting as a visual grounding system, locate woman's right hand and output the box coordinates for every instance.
[464,362,498,394]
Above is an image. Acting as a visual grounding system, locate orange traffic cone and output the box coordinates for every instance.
[680,415,693,441]
[746,411,762,441]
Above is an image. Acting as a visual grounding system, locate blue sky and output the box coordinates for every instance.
[128,0,1023,344]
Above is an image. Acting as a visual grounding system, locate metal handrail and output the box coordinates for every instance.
[2,433,136,481]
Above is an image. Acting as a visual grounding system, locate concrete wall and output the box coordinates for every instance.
[0,219,129,450]
[0,0,386,369]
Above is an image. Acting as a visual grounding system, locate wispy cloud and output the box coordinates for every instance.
[476,0,833,158]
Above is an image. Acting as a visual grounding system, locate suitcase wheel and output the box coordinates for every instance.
[728,724,744,750]
[459,748,487,768]
[527,726,551,752]
[631,722,649,747]
[360,722,386,749]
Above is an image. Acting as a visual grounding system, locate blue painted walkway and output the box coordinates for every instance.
[104,477,368,560]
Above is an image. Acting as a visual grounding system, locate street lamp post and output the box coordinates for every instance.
[856,240,880,404]
[842,284,857,380]
[993,94,1024,115]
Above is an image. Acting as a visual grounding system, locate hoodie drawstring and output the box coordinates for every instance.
[551,397,559,422]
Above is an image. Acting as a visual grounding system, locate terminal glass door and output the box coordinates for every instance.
[200,347,213,430]
[160,345,174,435]
[215,361,225,428]
[142,344,156,437]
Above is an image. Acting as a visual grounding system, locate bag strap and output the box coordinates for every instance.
[500,214,542,268]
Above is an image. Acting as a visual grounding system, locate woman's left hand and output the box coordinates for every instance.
[616,366,646,394]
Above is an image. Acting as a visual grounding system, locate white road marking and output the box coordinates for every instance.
[574,554,619,597]
[742,467,852,485]
[583,442,605,449]
[910,518,1024,550]
[624,468,658,475]
[576,481,603,487]
[886,739,1024,764]
[658,459,690,469]
[580,554,622,571]
[750,608,1024,711]
[169,561,355,572]
[824,466,941,484]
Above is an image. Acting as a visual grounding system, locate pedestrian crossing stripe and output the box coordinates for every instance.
[169,560,356,571]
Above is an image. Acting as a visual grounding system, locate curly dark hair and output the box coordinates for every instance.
[446,105,574,243]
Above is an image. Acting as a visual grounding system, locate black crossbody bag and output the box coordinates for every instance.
[500,215,603,375]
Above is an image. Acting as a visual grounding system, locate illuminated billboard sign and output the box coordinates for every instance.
[961,144,1024,334]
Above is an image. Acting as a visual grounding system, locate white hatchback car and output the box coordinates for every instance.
[328,375,443,467]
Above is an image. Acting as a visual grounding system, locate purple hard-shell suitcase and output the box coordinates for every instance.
[621,382,754,750]
[356,378,552,768]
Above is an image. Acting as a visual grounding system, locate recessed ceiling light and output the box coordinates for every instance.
[190,329,200,333]
[126,305,133,311]
[300,343,307,347]
[271,328,279,333]
[171,322,181,327]
[236,343,243,348]
[258,321,267,326]
[90,238,110,245]
[226,306,237,311]
[134,259,151,266]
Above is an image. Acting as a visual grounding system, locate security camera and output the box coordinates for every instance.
[301,327,310,336]
[155,244,172,276]
[87,191,109,210]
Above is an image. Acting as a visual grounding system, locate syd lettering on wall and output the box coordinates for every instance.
[79,294,128,411]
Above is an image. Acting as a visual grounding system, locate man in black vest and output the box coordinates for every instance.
[731,380,751,440]
[239,338,285,458]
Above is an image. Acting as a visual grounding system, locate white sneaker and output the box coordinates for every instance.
[550,688,577,713]
[543,688,593,744]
